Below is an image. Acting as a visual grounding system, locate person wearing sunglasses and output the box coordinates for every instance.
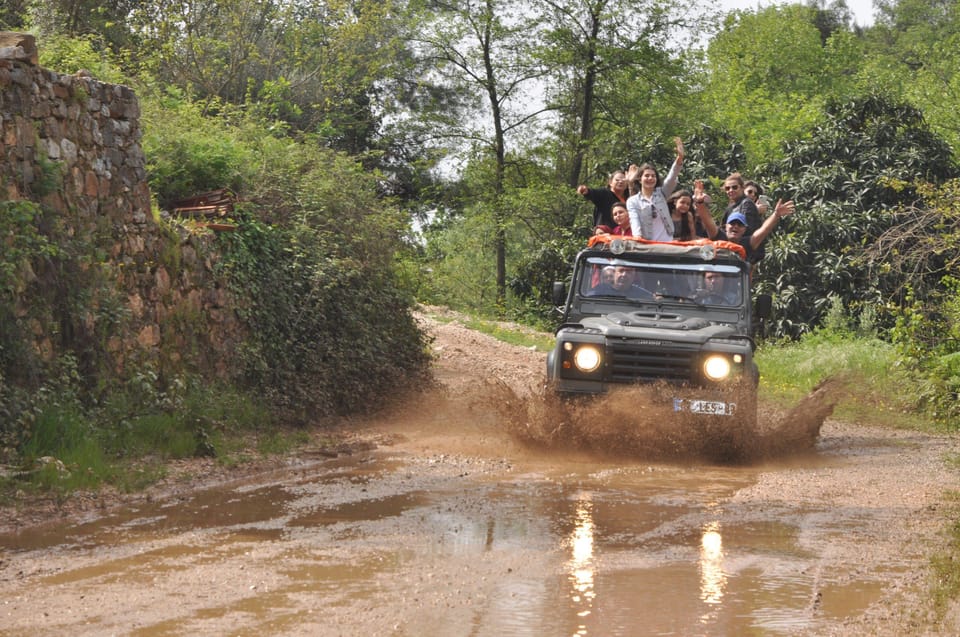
[743,180,770,217]
[718,173,763,233]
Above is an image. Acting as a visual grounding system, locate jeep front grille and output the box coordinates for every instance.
[607,339,697,382]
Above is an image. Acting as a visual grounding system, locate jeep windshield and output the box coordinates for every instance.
[578,257,744,307]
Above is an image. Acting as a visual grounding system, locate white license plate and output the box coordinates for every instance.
[673,399,736,416]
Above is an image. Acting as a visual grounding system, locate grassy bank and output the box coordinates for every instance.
[755,332,930,429]
[0,379,316,505]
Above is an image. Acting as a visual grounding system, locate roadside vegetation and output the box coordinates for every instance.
[756,296,928,429]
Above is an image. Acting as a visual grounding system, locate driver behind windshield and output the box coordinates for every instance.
[589,265,655,299]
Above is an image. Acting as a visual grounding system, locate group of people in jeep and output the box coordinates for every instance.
[575,137,796,270]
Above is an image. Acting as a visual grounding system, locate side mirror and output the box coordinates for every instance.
[754,293,772,320]
[552,281,567,306]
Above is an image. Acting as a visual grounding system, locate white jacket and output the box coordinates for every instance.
[626,157,681,242]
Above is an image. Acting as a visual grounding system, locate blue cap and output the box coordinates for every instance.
[727,212,748,226]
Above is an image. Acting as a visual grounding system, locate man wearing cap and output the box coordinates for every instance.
[693,201,796,264]
[722,173,766,266]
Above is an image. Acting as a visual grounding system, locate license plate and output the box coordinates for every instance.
[673,398,736,416]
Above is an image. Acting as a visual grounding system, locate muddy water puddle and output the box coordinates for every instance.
[0,444,910,637]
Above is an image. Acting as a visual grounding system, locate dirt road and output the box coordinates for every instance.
[1,310,959,635]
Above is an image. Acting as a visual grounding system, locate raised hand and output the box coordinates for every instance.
[773,199,796,218]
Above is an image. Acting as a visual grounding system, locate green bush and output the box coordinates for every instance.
[139,90,254,207]
[890,279,960,427]
[755,94,958,339]
[7,358,275,494]
[757,301,925,427]
[222,212,431,424]
[37,33,128,84]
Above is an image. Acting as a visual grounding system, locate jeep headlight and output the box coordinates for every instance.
[702,355,732,381]
[573,345,602,373]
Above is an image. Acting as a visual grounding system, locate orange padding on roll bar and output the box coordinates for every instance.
[586,235,747,260]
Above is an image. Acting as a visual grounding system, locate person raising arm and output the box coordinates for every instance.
[626,137,685,242]
[693,181,796,262]
[577,170,629,230]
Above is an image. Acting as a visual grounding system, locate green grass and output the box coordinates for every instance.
[755,332,929,428]
[256,429,311,455]
[462,317,555,352]
[4,378,291,498]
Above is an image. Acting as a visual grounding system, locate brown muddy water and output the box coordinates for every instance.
[0,380,932,636]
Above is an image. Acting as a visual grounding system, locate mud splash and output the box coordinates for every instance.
[491,376,850,464]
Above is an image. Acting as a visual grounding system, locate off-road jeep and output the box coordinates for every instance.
[547,235,770,424]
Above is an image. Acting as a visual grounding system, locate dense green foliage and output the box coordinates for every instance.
[139,92,255,208]
[1,10,433,486]
[217,139,432,423]
[756,296,924,427]
[0,193,133,461]
[0,200,58,433]
[753,95,956,337]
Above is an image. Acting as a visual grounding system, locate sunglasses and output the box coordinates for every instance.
[723,185,740,192]
[745,189,756,196]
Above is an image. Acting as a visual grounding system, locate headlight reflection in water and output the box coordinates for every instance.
[699,521,727,607]
[568,492,595,636]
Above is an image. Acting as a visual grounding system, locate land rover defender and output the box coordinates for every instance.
[546,235,770,423]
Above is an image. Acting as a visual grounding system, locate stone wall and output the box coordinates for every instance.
[1,32,242,380]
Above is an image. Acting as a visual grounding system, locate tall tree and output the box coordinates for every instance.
[861,0,960,159]
[409,0,550,309]
[702,4,863,167]
[535,0,694,189]
[260,0,409,155]
[132,0,281,108]
[0,1,29,30]
[130,0,411,158]
[24,0,141,52]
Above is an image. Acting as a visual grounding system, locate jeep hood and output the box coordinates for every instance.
[579,311,740,342]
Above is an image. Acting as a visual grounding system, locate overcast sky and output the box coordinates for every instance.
[717,0,877,26]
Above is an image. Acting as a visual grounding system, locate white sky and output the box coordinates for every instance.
[717,0,877,26]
